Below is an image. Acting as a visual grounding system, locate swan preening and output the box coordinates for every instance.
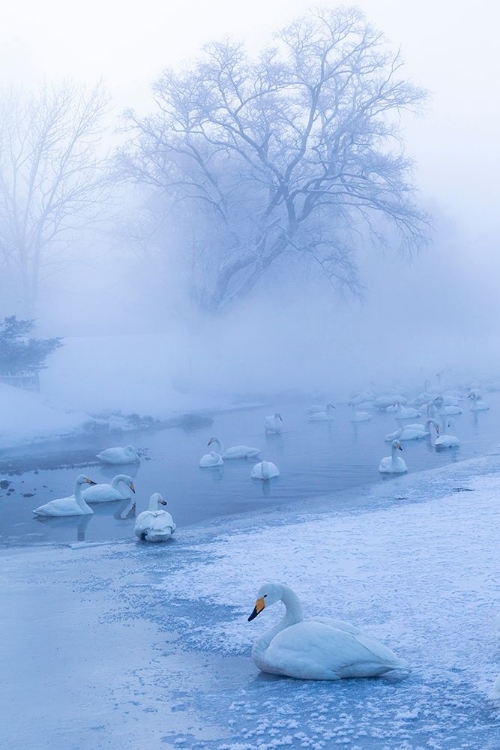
[199,450,224,467]
[309,403,336,421]
[265,413,283,434]
[207,436,261,459]
[134,493,176,542]
[379,441,407,474]
[82,474,135,502]
[97,445,140,465]
[247,583,406,680]
[33,475,96,517]
[348,402,371,422]
[251,461,280,480]
[385,418,439,442]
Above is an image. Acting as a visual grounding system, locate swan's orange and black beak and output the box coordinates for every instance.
[130,482,136,494]
[86,478,97,485]
[248,597,265,622]
[396,443,403,451]
[159,499,167,506]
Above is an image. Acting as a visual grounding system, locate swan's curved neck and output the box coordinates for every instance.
[253,586,304,662]
[261,461,270,479]
[212,437,224,454]
[111,475,128,492]
[148,496,161,511]
[75,481,90,511]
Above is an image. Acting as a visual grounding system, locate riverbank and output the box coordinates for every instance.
[4,453,500,748]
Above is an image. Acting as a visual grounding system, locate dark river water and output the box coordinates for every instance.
[1,396,499,546]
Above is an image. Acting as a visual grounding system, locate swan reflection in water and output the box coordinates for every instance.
[34,512,93,541]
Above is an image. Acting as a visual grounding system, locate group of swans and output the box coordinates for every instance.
[199,434,280,481]
[248,583,406,680]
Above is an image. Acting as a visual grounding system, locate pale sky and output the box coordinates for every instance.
[2,0,499,236]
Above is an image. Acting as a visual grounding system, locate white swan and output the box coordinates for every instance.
[379,441,407,474]
[432,396,462,416]
[251,461,280,480]
[97,445,140,465]
[207,436,260,460]
[348,402,371,422]
[374,394,407,410]
[199,450,224,468]
[247,583,406,680]
[134,493,176,542]
[435,418,460,448]
[308,403,336,421]
[388,400,420,419]
[82,474,135,503]
[468,391,489,411]
[33,475,96,517]
[265,413,283,434]
[385,419,439,442]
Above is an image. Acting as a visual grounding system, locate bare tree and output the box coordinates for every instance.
[0,83,110,314]
[119,7,429,312]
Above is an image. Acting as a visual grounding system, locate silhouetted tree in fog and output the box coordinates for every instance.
[120,7,429,312]
[0,83,110,314]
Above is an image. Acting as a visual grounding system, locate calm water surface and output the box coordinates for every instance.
[1,396,499,546]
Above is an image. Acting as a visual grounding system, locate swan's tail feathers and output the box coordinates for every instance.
[390,657,409,670]
[490,675,500,699]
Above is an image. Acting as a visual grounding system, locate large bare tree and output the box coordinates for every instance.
[0,83,110,314]
[120,7,429,311]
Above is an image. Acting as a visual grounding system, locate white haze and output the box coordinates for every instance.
[2,0,500,407]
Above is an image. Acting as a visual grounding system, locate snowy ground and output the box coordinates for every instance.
[5,454,500,748]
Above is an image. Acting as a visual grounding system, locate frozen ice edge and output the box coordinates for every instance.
[5,451,500,749]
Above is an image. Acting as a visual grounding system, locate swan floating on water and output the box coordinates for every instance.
[309,403,336,421]
[247,583,407,680]
[374,395,407,410]
[379,441,407,474]
[134,493,176,542]
[199,450,224,467]
[33,475,96,517]
[348,402,371,422]
[208,435,260,460]
[265,413,283,434]
[388,400,420,419]
[251,461,280,480]
[435,418,460,448]
[432,395,462,416]
[385,418,439,442]
[82,474,135,502]
[97,445,140,465]
[468,391,489,411]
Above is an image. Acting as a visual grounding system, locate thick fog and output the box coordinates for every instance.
[1,0,499,411]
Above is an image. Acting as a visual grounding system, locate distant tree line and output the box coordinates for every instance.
[0,316,62,375]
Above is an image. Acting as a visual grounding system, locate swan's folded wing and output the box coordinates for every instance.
[148,511,175,534]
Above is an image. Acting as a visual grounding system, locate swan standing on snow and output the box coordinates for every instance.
[134,493,176,542]
[265,413,283,434]
[207,436,260,460]
[468,390,489,411]
[348,402,371,422]
[199,450,224,467]
[309,403,336,421]
[435,418,460,448]
[251,461,280,480]
[379,441,407,474]
[33,475,97,517]
[247,583,406,680]
[385,418,440,442]
[97,445,140,465]
[82,474,135,502]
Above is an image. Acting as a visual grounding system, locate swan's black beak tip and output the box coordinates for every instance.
[248,607,259,622]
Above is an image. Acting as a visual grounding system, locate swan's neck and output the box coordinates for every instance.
[253,586,304,661]
[111,475,127,494]
[75,482,90,511]
[148,496,160,511]
[261,461,270,479]
[391,444,399,463]
[213,437,224,454]
[327,405,334,417]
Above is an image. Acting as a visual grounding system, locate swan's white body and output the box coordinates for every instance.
[374,395,407,410]
[379,441,407,474]
[82,474,135,502]
[251,461,280,480]
[385,418,439,442]
[435,418,460,448]
[389,401,420,419]
[349,403,371,422]
[432,396,462,416]
[208,436,260,460]
[134,493,176,542]
[33,475,96,517]
[97,445,140,465]
[265,413,283,434]
[469,392,489,411]
[199,450,224,467]
[248,584,406,680]
[309,403,336,421]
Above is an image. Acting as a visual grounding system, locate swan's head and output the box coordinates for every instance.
[392,441,403,451]
[207,436,219,447]
[149,492,167,509]
[275,413,283,421]
[77,474,96,486]
[248,583,283,621]
[326,402,335,409]
[125,446,137,456]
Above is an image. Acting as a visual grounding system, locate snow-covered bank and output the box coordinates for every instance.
[5,456,500,748]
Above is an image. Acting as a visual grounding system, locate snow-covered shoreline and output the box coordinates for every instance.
[5,452,500,748]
